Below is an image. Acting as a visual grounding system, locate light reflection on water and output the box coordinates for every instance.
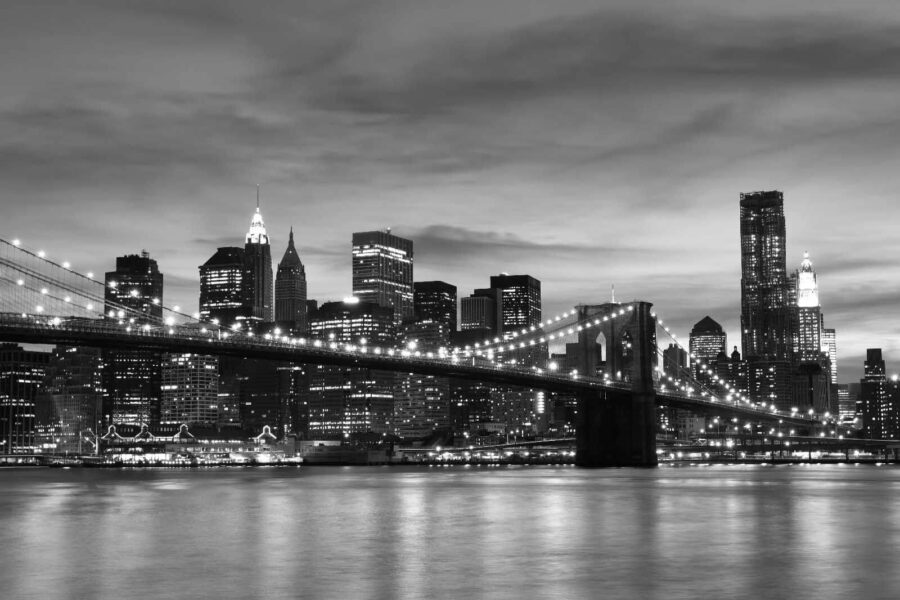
[2,464,900,599]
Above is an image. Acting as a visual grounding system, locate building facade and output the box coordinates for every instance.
[0,343,50,453]
[307,300,396,438]
[199,246,249,326]
[103,252,164,427]
[351,230,413,325]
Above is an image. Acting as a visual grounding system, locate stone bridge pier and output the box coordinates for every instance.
[575,301,658,467]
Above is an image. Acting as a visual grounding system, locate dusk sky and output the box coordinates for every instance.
[3,0,900,381]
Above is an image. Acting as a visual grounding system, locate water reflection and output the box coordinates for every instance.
[2,465,900,599]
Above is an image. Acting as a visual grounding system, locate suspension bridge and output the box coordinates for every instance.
[0,236,839,467]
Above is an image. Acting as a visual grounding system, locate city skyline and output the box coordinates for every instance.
[4,0,900,380]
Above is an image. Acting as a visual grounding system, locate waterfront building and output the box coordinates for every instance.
[0,343,49,453]
[103,252,163,427]
[352,229,413,325]
[275,227,308,334]
[160,354,219,426]
[36,346,102,454]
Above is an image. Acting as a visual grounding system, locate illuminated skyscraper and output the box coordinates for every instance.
[860,349,900,439]
[823,328,837,384]
[739,191,793,406]
[414,281,457,333]
[244,203,273,323]
[36,346,102,454]
[275,227,308,333]
[0,343,49,453]
[795,252,822,362]
[489,274,542,334]
[307,300,396,437]
[160,354,219,426]
[199,247,249,326]
[352,229,413,326]
[103,252,163,427]
[689,316,726,379]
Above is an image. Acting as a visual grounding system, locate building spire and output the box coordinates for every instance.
[611,284,616,304]
[246,186,268,244]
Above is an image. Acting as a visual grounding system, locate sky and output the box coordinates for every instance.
[3,0,900,382]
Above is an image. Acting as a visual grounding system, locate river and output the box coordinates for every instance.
[1,464,898,599]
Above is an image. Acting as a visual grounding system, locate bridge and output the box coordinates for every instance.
[0,236,836,467]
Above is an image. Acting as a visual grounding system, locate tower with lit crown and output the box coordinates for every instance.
[795,252,822,361]
[243,199,273,323]
[275,227,308,333]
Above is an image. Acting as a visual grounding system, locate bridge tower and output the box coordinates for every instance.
[575,301,658,467]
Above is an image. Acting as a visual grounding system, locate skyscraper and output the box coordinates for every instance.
[460,289,500,334]
[244,204,273,323]
[414,281,457,332]
[860,349,899,439]
[199,246,249,326]
[689,316,726,379]
[307,300,396,437]
[160,353,219,426]
[36,346,102,455]
[275,227,308,333]
[0,343,49,453]
[103,252,163,427]
[489,274,542,334]
[795,252,822,362]
[739,191,793,406]
[352,229,413,325]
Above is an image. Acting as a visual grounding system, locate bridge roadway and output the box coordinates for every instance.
[0,312,818,428]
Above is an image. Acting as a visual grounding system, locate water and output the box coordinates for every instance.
[1,464,898,600]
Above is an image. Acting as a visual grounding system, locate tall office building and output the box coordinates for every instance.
[0,343,49,453]
[490,274,542,334]
[689,316,727,378]
[414,281,457,332]
[791,252,835,413]
[823,328,838,385]
[795,252,822,362]
[307,300,396,437]
[160,354,219,426]
[244,205,273,323]
[394,282,457,439]
[352,229,413,325]
[275,228,308,333]
[460,290,500,334]
[740,191,792,359]
[199,247,249,326]
[739,191,793,407]
[860,349,899,439]
[36,346,102,454]
[103,252,163,427]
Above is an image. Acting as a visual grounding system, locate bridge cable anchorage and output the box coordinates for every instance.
[454,302,636,358]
